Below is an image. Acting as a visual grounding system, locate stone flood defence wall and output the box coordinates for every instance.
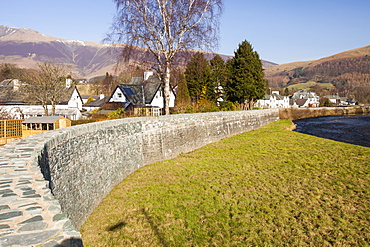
[0,109,279,246]
[279,106,370,121]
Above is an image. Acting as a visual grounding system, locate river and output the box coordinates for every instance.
[293,115,370,148]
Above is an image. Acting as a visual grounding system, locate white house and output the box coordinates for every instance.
[291,90,320,107]
[65,86,83,111]
[108,72,175,110]
[0,79,84,120]
[255,91,290,109]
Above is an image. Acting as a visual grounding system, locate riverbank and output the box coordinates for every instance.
[81,120,370,246]
[279,106,370,120]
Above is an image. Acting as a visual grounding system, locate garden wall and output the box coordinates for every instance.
[0,109,279,246]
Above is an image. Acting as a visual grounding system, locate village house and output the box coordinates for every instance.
[0,79,83,120]
[324,95,356,105]
[291,89,320,107]
[255,91,290,109]
[104,71,175,116]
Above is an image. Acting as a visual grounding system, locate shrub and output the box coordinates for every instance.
[218,101,237,111]
[106,108,125,119]
[197,99,219,113]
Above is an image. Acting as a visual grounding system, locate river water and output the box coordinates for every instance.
[293,115,370,148]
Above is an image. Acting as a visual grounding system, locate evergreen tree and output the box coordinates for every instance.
[175,73,190,105]
[185,52,212,102]
[284,87,290,96]
[226,41,266,110]
[210,54,227,103]
[103,72,114,95]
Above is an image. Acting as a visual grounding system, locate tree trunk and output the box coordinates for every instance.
[163,64,171,115]
[51,103,56,116]
[42,104,49,116]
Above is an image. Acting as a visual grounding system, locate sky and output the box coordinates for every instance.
[1,0,369,64]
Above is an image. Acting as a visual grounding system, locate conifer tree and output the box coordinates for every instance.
[185,52,212,102]
[175,73,190,105]
[226,41,266,110]
[210,54,227,103]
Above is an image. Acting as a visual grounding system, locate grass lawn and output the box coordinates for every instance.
[81,120,370,246]
[287,81,335,92]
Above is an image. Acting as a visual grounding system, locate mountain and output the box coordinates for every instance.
[0,25,119,79]
[265,45,370,87]
[0,26,276,79]
[265,45,370,103]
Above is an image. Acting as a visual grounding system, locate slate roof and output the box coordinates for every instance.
[263,93,286,100]
[110,75,163,106]
[81,95,99,101]
[84,97,109,107]
[295,99,308,107]
[292,90,319,99]
[0,86,26,104]
[0,79,14,86]
[0,85,79,105]
[58,86,80,105]
[22,116,63,124]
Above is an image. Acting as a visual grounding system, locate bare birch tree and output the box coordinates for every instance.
[109,0,223,115]
[23,62,68,116]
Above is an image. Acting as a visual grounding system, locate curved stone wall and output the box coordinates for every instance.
[0,109,279,246]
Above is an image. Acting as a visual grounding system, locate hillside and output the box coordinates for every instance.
[265,45,370,103]
[0,25,118,79]
[0,25,276,80]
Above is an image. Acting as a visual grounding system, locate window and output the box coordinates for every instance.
[117,93,122,98]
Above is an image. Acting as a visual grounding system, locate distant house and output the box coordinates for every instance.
[255,91,290,109]
[324,95,356,105]
[107,71,175,116]
[22,116,71,137]
[0,81,83,120]
[291,90,320,107]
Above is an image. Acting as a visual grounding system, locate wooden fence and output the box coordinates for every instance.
[0,119,24,145]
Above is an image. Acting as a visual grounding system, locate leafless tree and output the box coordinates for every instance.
[108,0,223,115]
[0,107,14,120]
[23,62,68,116]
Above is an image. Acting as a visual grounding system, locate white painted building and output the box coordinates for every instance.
[255,91,290,109]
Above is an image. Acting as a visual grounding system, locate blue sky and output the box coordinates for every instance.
[1,0,369,64]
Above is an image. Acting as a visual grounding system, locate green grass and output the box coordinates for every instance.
[287,81,335,92]
[81,120,370,246]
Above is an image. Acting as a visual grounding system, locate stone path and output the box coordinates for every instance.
[0,140,81,247]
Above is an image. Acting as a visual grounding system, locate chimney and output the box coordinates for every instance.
[66,73,72,88]
[66,78,72,88]
[144,71,153,81]
[100,94,105,99]
[13,79,20,91]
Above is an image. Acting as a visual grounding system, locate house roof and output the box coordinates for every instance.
[292,90,319,99]
[84,97,109,107]
[118,75,162,105]
[58,86,81,105]
[0,86,26,104]
[0,85,81,106]
[295,99,308,106]
[0,79,13,86]
[263,93,286,100]
[22,116,64,124]
[81,95,99,100]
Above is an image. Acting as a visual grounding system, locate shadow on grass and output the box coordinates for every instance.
[141,208,169,247]
[107,221,127,231]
